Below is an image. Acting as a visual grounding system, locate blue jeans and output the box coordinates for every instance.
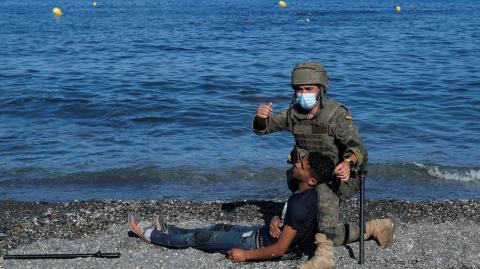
[149,223,261,254]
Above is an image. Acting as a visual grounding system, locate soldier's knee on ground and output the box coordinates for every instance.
[318,226,343,247]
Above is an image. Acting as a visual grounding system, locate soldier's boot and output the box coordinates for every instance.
[365,218,395,249]
[296,233,335,269]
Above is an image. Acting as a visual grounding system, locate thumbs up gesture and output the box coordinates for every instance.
[256,103,273,119]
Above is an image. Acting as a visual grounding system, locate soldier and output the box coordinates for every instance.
[253,62,394,268]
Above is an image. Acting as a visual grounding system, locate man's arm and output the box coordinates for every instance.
[227,225,297,261]
[252,104,289,135]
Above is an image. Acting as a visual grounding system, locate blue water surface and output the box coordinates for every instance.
[0,0,479,201]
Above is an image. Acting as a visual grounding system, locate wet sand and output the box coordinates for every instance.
[1,199,479,268]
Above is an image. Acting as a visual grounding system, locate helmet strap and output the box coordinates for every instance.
[290,93,296,106]
[317,85,325,109]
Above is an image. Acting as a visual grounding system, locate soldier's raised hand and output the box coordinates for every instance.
[256,102,273,119]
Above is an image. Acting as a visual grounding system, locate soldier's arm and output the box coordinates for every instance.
[252,110,289,136]
[331,107,367,167]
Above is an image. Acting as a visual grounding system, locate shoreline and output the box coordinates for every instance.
[1,199,479,268]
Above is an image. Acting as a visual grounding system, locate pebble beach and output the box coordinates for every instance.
[1,199,479,268]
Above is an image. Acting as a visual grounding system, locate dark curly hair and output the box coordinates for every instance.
[308,152,335,184]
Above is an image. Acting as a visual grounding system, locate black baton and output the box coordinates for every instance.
[3,251,121,260]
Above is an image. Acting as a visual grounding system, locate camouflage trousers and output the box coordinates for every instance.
[287,169,361,247]
[316,176,361,247]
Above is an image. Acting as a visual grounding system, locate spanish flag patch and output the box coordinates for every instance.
[345,115,352,120]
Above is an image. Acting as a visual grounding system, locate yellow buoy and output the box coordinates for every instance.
[92,2,97,7]
[52,7,63,16]
[395,5,401,13]
[278,1,287,8]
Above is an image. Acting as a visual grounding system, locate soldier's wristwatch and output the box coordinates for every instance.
[344,158,355,170]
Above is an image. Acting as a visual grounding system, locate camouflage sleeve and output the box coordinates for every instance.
[330,106,367,167]
[252,109,289,135]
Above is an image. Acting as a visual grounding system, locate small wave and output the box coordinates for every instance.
[426,166,480,183]
[410,162,480,183]
[0,166,285,187]
[2,163,479,189]
[368,162,480,184]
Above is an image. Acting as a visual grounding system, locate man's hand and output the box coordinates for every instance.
[334,161,351,182]
[269,216,282,238]
[256,103,273,119]
[227,248,247,262]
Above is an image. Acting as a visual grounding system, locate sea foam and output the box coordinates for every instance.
[427,166,480,183]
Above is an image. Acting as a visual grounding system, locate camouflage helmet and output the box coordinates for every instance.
[291,62,328,87]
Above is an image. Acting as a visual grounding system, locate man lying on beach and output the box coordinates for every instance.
[128,152,333,262]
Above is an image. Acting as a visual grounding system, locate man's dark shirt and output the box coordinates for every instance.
[258,188,318,258]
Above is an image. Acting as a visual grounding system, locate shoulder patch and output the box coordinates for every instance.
[345,115,352,120]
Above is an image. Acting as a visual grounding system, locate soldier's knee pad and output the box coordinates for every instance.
[318,226,346,247]
[317,227,337,242]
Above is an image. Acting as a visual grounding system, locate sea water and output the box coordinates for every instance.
[0,0,479,201]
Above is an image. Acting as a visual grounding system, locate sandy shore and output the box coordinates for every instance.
[1,199,479,268]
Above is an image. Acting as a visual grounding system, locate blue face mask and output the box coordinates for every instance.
[296,92,318,110]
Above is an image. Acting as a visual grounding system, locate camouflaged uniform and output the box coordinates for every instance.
[253,97,367,246]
